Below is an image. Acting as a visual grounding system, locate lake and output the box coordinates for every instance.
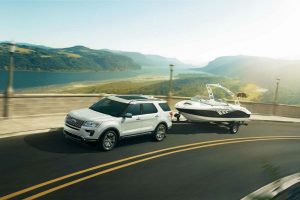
[0,66,197,92]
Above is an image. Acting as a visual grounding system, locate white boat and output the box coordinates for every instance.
[174,84,251,133]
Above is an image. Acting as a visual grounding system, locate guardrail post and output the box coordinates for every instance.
[3,93,13,118]
[3,42,16,118]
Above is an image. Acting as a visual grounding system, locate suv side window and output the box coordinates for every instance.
[125,104,141,116]
[142,103,158,114]
[158,103,171,111]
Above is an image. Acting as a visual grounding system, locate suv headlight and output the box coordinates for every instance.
[83,121,101,128]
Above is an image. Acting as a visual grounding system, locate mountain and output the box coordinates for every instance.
[195,55,300,104]
[197,55,300,87]
[0,41,51,49]
[108,50,187,67]
[0,43,141,72]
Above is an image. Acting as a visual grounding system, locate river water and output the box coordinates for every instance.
[0,66,196,91]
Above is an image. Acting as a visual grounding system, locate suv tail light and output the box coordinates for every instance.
[169,111,173,118]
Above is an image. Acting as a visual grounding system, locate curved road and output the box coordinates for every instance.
[0,121,300,199]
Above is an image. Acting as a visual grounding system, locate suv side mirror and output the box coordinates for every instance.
[122,113,133,118]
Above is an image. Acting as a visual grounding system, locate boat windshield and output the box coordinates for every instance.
[191,84,239,105]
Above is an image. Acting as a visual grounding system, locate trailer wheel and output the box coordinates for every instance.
[230,122,240,134]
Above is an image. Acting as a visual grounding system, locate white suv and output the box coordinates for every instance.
[63,95,173,151]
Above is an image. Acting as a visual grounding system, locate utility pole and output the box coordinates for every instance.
[273,77,280,104]
[3,42,16,118]
[272,77,280,115]
[168,64,174,101]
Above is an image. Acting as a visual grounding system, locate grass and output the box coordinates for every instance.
[57,51,81,58]
[61,77,264,102]
[16,47,34,54]
[40,55,52,58]
[62,80,163,94]
[15,68,300,104]
[21,73,267,103]
[242,83,262,101]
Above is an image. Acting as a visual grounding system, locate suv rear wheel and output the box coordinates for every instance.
[153,123,167,142]
[99,130,118,151]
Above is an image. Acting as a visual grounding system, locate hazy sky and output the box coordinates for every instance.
[1,0,300,64]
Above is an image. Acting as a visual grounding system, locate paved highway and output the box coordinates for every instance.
[0,121,300,199]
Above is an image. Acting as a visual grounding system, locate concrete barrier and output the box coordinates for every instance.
[0,94,300,118]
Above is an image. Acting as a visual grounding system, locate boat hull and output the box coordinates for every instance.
[176,108,251,122]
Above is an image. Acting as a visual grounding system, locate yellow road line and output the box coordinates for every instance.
[23,137,300,200]
[1,136,299,200]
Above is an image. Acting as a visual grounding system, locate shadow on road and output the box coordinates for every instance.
[24,128,154,154]
[169,122,230,135]
[24,128,99,154]
[23,122,232,154]
[117,135,153,148]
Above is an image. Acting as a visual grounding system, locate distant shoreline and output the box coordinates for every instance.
[0,68,141,73]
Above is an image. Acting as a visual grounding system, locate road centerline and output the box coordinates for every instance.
[1,136,300,200]
[24,137,300,200]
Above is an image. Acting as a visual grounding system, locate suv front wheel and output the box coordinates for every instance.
[153,123,167,142]
[99,130,118,151]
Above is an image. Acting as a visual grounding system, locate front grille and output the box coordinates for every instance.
[66,115,84,129]
[65,123,80,130]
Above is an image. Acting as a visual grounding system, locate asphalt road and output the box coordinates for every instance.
[0,121,300,200]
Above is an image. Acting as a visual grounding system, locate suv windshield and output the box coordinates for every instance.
[89,98,128,117]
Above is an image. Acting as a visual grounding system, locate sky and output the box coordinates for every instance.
[1,0,300,65]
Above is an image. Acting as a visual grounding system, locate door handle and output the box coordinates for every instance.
[155,115,159,118]
[136,117,141,120]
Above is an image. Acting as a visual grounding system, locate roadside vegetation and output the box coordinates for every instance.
[21,73,300,105]
[59,73,264,102]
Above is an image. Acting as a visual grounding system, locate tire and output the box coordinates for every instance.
[229,122,240,134]
[153,123,167,142]
[99,130,118,151]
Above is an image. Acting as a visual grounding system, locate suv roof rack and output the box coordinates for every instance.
[109,95,165,103]
[133,98,163,102]
[115,95,149,100]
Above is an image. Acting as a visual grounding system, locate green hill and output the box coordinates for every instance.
[0,43,141,72]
